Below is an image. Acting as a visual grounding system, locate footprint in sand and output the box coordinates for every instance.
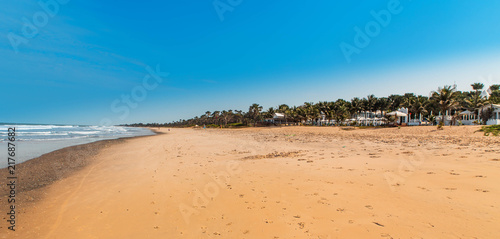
[418,186,430,191]
[372,222,384,227]
[298,222,305,229]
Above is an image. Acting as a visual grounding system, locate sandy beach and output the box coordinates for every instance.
[2,126,500,238]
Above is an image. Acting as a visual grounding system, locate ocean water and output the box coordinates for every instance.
[0,124,155,168]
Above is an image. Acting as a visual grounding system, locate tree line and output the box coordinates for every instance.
[124,83,500,128]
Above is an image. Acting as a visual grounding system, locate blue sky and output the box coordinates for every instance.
[1,0,500,125]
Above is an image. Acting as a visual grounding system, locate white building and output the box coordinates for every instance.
[458,104,500,125]
[458,110,479,125]
[386,110,408,125]
[479,104,500,125]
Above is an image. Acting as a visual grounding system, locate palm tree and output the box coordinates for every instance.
[248,103,263,126]
[333,99,349,125]
[317,101,331,126]
[388,94,403,111]
[211,111,221,125]
[489,84,500,104]
[350,97,362,124]
[221,110,234,126]
[324,101,336,125]
[199,114,208,125]
[430,85,460,125]
[467,83,487,120]
[277,104,290,125]
[366,95,377,113]
[312,103,322,125]
[233,110,243,124]
[402,93,416,110]
[295,106,308,124]
[302,102,318,125]
[361,95,377,125]
[204,111,211,125]
[472,82,484,92]
[287,106,297,125]
[263,107,275,121]
[376,97,389,112]
[410,96,428,120]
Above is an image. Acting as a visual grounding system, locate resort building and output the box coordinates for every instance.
[458,104,500,125]
[386,109,409,125]
[459,110,479,125]
[479,104,500,125]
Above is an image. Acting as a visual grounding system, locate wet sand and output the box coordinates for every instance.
[2,126,499,238]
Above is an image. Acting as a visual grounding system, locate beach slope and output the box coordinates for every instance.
[2,126,500,238]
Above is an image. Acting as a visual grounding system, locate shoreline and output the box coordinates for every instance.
[0,131,159,201]
[2,126,499,238]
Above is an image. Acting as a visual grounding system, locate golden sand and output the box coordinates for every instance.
[2,126,500,238]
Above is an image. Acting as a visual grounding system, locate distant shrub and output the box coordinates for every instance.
[358,126,375,129]
[228,123,246,127]
[437,121,444,130]
[341,127,355,131]
[480,107,494,125]
[479,125,500,136]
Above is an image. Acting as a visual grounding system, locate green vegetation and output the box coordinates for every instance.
[479,125,500,136]
[227,123,246,127]
[437,121,444,130]
[124,83,500,129]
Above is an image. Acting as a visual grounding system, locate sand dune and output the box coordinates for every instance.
[2,126,500,238]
